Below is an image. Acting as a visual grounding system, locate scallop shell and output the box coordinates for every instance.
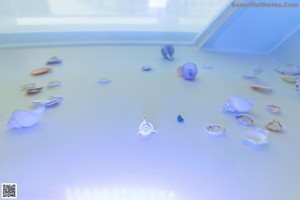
[223,96,256,113]
[161,44,174,60]
[265,120,283,132]
[26,87,43,95]
[251,85,272,93]
[138,118,158,136]
[236,114,255,126]
[178,62,198,81]
[241,128,269,145]
[206,124,226,136]
[46,56,62,65]
[32,96,63,107]
[7,107,45,129]
[276,65,300,75]
[266,104,281,113]
[47,81,63,88]
[31,67,52,75]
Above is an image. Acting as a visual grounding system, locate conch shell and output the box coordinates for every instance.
[138,118,158,136]
[7,107,45,129]
[223,96,256,113]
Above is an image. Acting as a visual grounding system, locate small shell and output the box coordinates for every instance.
[277,65,300,75]
[31,67,52,75]
[266,104,281,113]
[178,62,198,81]
[241,128,269,145]
[265,120,283,132]
[206,124,226,136]
[98,78,112,84]
[26,87,43,95]
[161,44,174,61]
[138,118,158,136]
[251,85,272,93]
[7,107,45,129]
[20,83,36,90]
[177,115,184,123]
[46,56,62,65]
[296,77,300,91]
[236,114,255,126]
[223,96,256,113]
[281,75,297,83]
[47,81,63,88]
[32,96,63,107]
[142,65,152,71]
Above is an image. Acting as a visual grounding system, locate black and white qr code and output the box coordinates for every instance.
[1,183,17,199]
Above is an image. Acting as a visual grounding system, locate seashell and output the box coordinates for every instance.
[241,128,269,145]
[206,124,226,136]
[47,80,63,88]
[20,83,36,90]
[276,64,300,75]
[266,104,281,113]
[223,96,256,113]
[296,76,300,91]
[177,115,184,123]
[202,64,213,68]
[177,62,198,81]
[46,56,62,65]
[32,96,63,107]
[251,85,272,93]
[161,44,174,60]
[7,107,45,129]
[142,65,152,71]
[138,118,158,136]
[242,65,263,79]
[281,75,297,83]
[236,114,255,126]
[26,87,43,95]
[265,120,283,132]
[31,67,52,75]
[98,78,112,84]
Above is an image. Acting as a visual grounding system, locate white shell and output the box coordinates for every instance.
[266,104,281,113]
[7,107,45,129]
[236,114,255,126]
[242,65,263,79]
[98,78,112,84]
[277,65,300,75]
[223,96,256,113]
[138,118,158,136]
[241,128,269,145]
[206,124,226,135]
[47,80,63,88]
[32,96,63,107]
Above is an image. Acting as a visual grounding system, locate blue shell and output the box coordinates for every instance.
[161,44,174,60]
[46,57,62,65]
[181,62,198,80]
[177,115,184,123]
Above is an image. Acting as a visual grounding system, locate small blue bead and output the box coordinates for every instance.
[177,115,184,123]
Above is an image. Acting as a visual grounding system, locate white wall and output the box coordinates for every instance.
[0,45,300,200]
[272,27,300,65]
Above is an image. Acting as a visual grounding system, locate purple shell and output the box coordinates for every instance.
[181,62,198,80]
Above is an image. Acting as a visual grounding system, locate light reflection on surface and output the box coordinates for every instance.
[65,187,176,200]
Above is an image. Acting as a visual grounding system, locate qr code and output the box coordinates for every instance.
[1,183,17,199]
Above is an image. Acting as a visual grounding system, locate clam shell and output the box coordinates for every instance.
[161,44,174,60]
[236,114,255,126]
[32,96,63,107]
[138,118,158,136]
[281,75,297,83]
[266,104,281,113]
[223,96,256,113]
[7,107,45,129]
[46,56,62,65]
[31,67,52,75]
[251,85,272,93]
[206,124,226,136]
[178,62,198,81]
[241,128,269,145]
[265,120,283,132]
[26,87,43,95]
[142,65,152,71]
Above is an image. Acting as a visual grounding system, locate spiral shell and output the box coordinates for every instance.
[138,118,158,136]
[7,107,45,129]
[178,62,198,81]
